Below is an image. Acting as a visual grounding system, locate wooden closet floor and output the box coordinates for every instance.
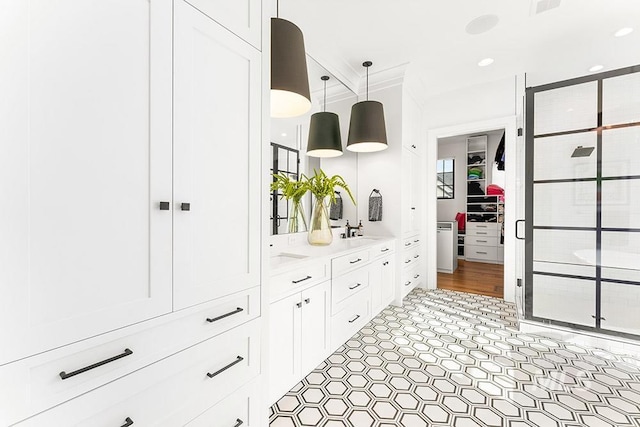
[437,259,504,298]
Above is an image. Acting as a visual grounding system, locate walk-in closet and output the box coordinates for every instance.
[436,129,506,298]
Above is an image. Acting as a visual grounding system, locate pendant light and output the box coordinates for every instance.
[347,61,388,152]
[307,76,343,158]
[271,0,311,118]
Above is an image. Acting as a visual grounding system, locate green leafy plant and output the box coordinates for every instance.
[305,169,356,205]
[271,172,309,233]
[270,172,308,203]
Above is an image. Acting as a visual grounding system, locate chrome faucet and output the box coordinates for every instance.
[343,220,363,238]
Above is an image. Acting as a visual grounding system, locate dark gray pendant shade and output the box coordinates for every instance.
[347,61,388,153]
[307,112,343,157]
[271,18,311,118]
[347,100,388,152]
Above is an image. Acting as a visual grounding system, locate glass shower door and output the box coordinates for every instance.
[524,67,640,339]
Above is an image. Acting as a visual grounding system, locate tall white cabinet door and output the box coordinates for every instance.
[173,0,261,310]
[0,0,173,364]
[410,151,422,234]
[381,257,396,307]
[300,281,331,374]
[268,293,302,404]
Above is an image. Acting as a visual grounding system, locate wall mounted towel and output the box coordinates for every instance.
[368,189,383,221]
[329,191,343,220]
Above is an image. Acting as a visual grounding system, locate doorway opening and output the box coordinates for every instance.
[436,129,506,298]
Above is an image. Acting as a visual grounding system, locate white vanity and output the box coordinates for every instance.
[268,236,396,404]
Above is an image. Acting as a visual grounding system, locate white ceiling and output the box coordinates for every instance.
[283,0,640,98]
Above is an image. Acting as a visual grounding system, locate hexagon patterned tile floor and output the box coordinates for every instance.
[269,289,640,427]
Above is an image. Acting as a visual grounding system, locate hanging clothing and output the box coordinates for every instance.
[495,132,505,170]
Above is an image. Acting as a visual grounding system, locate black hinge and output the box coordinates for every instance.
[517,278,522,288]
[517,128,523,136]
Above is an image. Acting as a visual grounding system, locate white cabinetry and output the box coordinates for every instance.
[173,0,261,310]
[268,280,331,404]
[369,255,396,316]
[0,0,173,366]
[402,148,422,237]
[0,0,265,424]
[401,235,422,297]
[465,135,504,263]
[16,320,260,427]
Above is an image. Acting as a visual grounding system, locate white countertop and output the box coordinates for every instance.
[270,235,396,274]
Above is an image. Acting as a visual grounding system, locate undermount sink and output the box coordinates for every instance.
[271,252,309,268]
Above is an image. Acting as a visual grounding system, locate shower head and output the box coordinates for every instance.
[571,146,595,158]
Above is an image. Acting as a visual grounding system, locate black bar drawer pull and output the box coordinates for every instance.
[159,201,170,210]
[349,258,362,264]
[296,302,302,308]
[381,248,389,252]
[292,275,312,284]
[383,261,389,266]
[206,307,243,323]
[348,283,362,290]
[121,417,134,427]
[477,251,488,255]
[405,281,411,286]
[233,419,244,427]
[59,349,133,380]
[405,260,411,264]
[348,315,360,323]
[414,274,420,279]
[476,240,487,243]
[477,232,488,235]
[304,298,311,304]
[207,356,244,379]
[404,242,411,247]
[414,255,419,259]
[414,239,420,243]
[181,202,191,211]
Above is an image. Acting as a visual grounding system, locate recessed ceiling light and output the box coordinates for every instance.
[614,27,633,37]
[589,65,603,72]
[478,58,494,67]
[281,133,287,137]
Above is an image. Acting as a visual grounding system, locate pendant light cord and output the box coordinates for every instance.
[366,66,369,101]
[276,0,279,18]
[323,78,327,112]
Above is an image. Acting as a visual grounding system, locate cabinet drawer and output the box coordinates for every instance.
[467,223,499,236]
[402,246,422,269]
[402,235,421,249]
[186,380,260,426]
[465,245,498,261]
[332,249,370,278]
[331,290,370,350]
[332,268,369,315]
[184,0,262,49]
[465,236,498,246]
[270,261,329,301]
[1,287,259,426]
[15,320,260,427]
[402,267,423,298]
[370,240,395,259]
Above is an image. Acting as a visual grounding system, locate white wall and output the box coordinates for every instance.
[355,85,404,238]
[423,77,517,129]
